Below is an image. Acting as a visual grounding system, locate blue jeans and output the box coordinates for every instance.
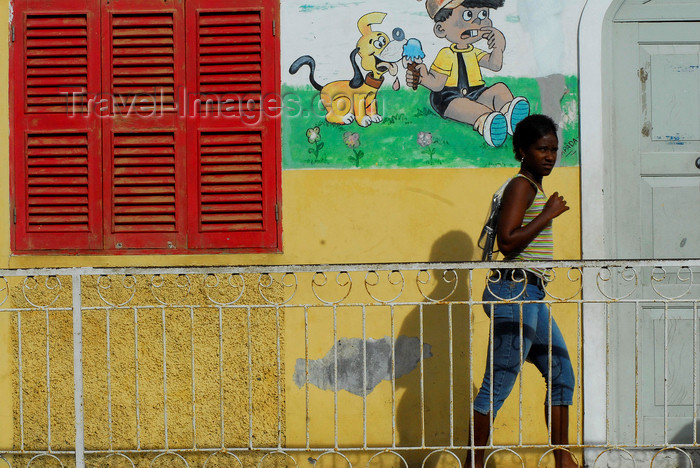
[473,278,575,417]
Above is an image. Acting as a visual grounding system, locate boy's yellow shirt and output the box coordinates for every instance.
[430,44,487,88]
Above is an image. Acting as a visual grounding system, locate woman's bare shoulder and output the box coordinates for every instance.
[500,176,537,213]
[505,175,536,196]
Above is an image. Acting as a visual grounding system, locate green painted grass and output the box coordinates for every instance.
[281,76,580,169]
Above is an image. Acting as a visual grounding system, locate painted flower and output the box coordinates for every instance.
[306,126,321,144]
[343,132,360,148]
[417,131,433,147]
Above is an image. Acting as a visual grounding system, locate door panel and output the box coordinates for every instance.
[641,178,700,258]
[635,25,700,260]
[611,19,700,446]
[640,305,700,444]
[643,43,700,142]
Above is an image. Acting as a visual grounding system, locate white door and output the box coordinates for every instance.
[610,16,700,446]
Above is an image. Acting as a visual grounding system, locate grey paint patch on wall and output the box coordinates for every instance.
[293,336,432,396]
[537,73,568,131]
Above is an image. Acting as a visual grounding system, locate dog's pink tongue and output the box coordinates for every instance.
[393,77,400,91]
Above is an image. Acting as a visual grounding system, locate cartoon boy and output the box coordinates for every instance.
[407,0,529,147]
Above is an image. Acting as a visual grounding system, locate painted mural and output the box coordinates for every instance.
[281,0,581,169]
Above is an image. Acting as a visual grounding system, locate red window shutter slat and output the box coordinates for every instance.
[103,124,187,249]
[11,0,103,252]
[198,131,264,233]
[111,132,178,233]
[26,132,90,231]
[24,13,90,114]
[109,11,178,114]
[195,9,263,114]
[102,0,187,250]
[186,0,280,251]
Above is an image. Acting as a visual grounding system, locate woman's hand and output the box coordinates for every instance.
[543,192,569,220]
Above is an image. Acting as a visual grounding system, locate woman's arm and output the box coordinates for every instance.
[496,177,569,257]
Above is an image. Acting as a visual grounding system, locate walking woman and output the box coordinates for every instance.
[467,114,578,468]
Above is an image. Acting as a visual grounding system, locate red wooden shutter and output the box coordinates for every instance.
[101,0,187,250]
[11,0,103,251]
[185,0,280,250]
[12,0,280,253]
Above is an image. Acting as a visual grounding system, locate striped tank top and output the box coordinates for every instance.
[512,174,553,276]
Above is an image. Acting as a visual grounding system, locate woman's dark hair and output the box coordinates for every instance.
[434,0,505,22]
[512,114,558,161]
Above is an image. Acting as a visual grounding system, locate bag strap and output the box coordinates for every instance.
[514,173,544,195]
[478,178,511,261]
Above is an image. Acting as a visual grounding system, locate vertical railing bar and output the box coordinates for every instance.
[46,306,52,452]
[247,305,253,449]
[17,309,26,451]
[72,275,85,468]
[489,283,494,451]
[519,300,524,447]
[333,303,339,450]
[304,305,310,450]
[468,269,474,467]
[276,305,282,449]
[106,306,113,452]
[133,306,141,451]
[448,301,454,448]
[634,300,640,446]
[218,306,225,449]
[190,305,197,449]
[663,301,669,446]
[548,301,553,447]
[161,306,169,450]
[391,304,397,449]
[419,302,425,448]
[362,304,368,450]
[605,301,611,445]
[576,300,582,446]
[694,300,698,445]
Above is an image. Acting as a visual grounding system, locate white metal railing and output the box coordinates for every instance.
[0,260,698,468]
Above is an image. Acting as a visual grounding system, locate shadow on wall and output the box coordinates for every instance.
[396,230,475,467]
[671,419,700,446]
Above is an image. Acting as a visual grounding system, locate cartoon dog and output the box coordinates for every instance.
[290,12,408,127]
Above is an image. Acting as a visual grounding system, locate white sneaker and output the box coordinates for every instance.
[483,112,508,147]
[505,97,530,135]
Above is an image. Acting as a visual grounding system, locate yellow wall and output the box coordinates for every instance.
[1,2,582,465]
